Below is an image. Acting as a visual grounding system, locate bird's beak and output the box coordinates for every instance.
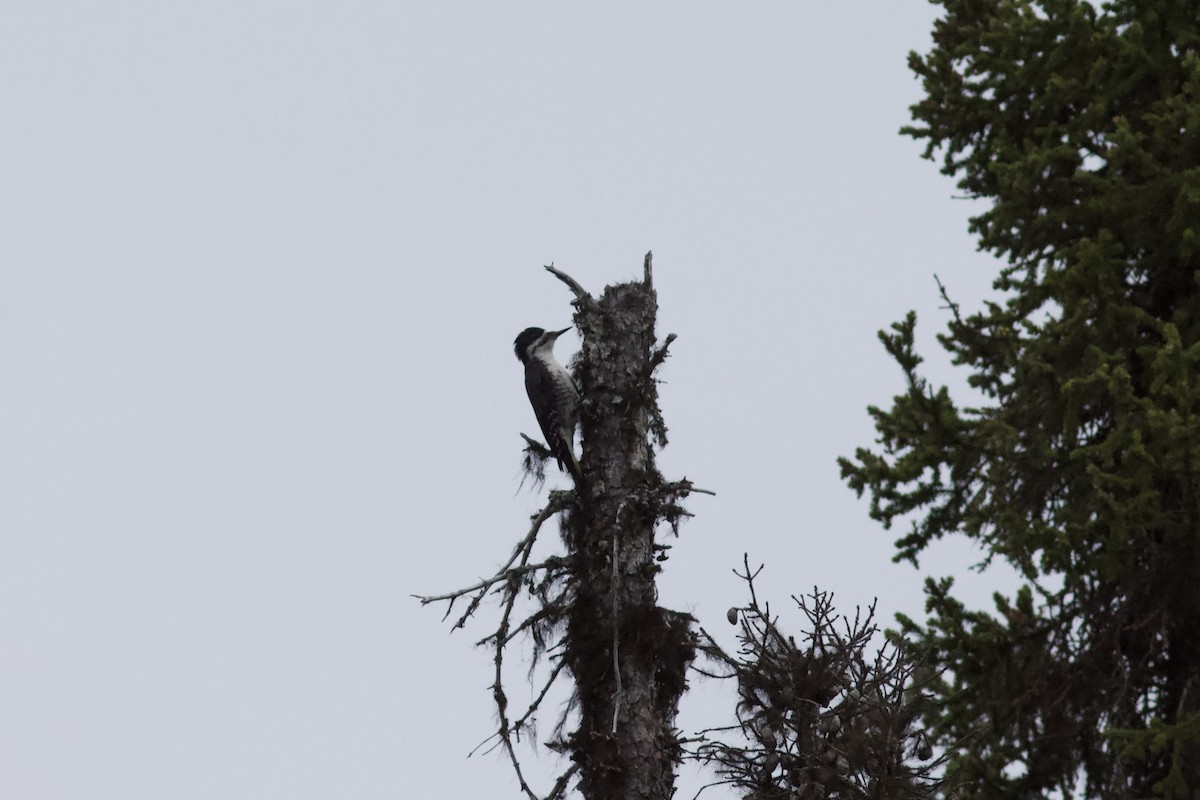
[551,327,572,338]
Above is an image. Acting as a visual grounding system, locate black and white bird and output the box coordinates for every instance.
[514,326,581,481]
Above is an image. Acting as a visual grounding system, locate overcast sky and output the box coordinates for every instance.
[1,3,1019,798]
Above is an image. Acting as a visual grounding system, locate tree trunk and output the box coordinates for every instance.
[559,254,693,800]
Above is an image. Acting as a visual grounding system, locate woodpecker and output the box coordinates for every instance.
[514,326,582,481]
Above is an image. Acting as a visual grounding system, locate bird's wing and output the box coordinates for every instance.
[525,365,566,457]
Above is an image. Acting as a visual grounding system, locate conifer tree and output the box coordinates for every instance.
[841,2,1200,797]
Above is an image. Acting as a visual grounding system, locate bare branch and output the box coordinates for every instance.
[664,478,716,497]
[416,484,582,799]
[543,764,579,800]
[415,495,568,625]
[422,557,567,610]
[544,262,590,301]
[650,332,676,370]
[512,657,569,734]
[520,432,552,457]
[493,583,541,800]
[934,273,963,325]
[493,598,568,648]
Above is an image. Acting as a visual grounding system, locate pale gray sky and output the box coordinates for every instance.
[1,3,1014,798]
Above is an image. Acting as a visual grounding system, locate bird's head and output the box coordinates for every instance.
[514,326,571,362]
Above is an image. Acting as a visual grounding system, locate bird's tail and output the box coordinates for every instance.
[560,443,583,484]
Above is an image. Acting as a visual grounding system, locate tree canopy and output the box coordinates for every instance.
[841,1,1200,797]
